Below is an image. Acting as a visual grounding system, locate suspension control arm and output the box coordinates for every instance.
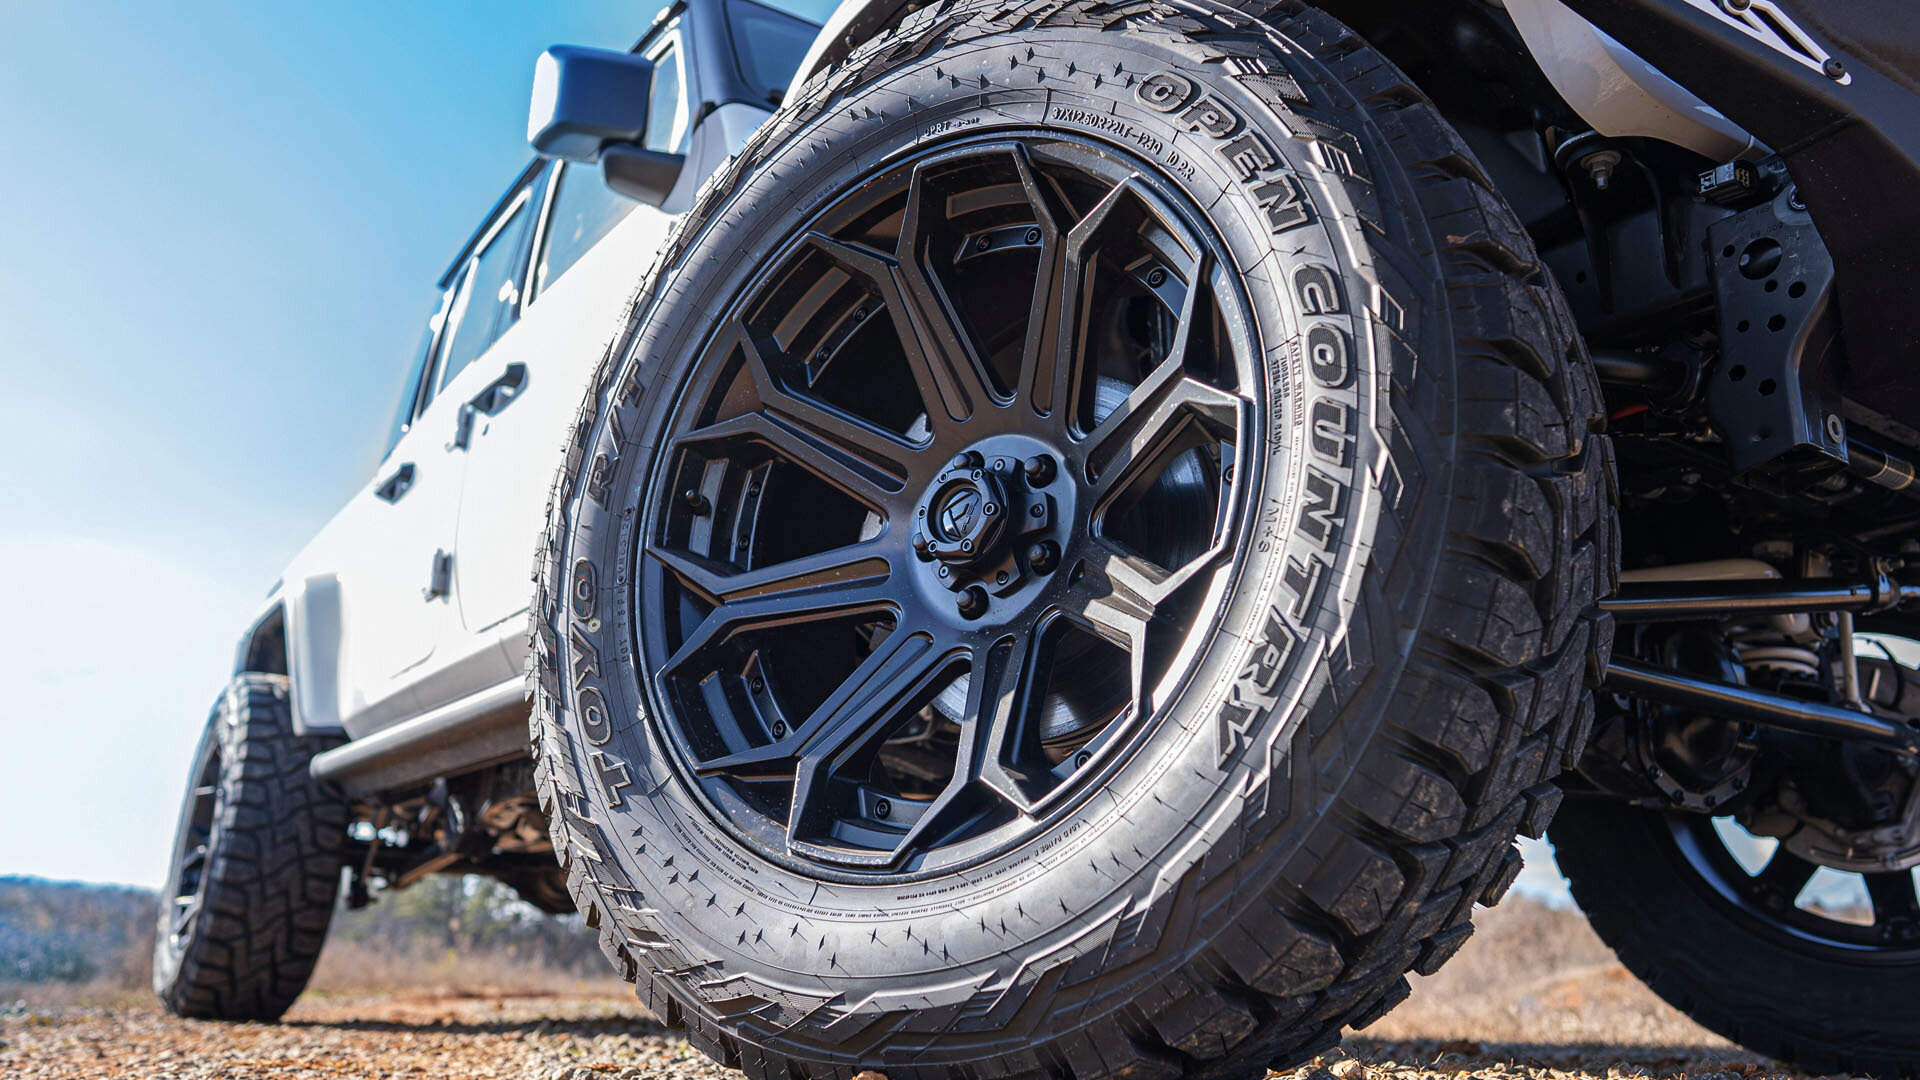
[1602,576,1920,622]
[1604,657,1920,756]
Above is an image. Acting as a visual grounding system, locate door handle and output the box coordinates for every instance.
[451,362,529,450]
[375,463,416,503]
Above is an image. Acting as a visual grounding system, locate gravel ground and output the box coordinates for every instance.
[0,900,1865,1080]
[0,989,1846,1080]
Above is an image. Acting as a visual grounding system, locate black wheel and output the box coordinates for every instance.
[531,1,1613,1077]
[1555,767,1920,1076]
[153,674,350,1020]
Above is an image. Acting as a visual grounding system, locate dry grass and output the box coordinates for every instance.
[305,938,629,999]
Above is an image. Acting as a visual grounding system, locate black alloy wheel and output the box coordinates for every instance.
[163,732,224,954]
[637,138,1252,875]
[1669,812,1920,956]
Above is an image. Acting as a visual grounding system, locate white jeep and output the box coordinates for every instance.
[158,1,1920,1076]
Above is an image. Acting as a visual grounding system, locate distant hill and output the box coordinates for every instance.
[0,876,156,986]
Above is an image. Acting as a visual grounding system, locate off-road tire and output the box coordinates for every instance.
[153,674,349,1021]
[1552,797,1920,1078]
[530,1,1616,1077]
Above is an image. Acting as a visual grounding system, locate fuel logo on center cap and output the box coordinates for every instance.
[937,487,984,540]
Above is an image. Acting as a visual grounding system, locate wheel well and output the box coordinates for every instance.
[237,605,288,676]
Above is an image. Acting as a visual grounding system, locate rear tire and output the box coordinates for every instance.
[153,674,349,1020]
[532,1,1614,1077]
[1553,797,1920,1078]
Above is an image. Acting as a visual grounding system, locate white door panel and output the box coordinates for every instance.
[336,407,465,728]
[454,197,675,645]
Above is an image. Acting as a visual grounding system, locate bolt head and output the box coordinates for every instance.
[771,721,786,736]
[1023,454,1057,486]
[1824,56,1847,79]
[1147,267,1166,287]
[1028,540,1060,574]
[956,585,989,619]
[874,797,892,819]
[1024,227,1041,245]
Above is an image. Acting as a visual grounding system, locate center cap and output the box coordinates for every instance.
[921,456,1008,566]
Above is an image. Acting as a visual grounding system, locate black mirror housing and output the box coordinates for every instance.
[601,145,686,208]
[527,46,658,163]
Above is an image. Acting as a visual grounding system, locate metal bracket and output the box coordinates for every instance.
[1704,188,1845,473]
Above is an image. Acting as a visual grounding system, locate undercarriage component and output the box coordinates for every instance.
[1605,657,1920,756]
[1603,575,1919,621]
[1703,186,1844,473]
[308,681,528,797]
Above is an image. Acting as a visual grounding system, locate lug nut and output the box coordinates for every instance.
[912,530,933,560]
[956,585,989,619]
[951,450,982,470]
[1028,540,1060,574]
[684,489,710,514]
[1024,454,1056,486]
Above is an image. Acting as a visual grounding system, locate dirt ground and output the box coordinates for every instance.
[0,901,1853,1080]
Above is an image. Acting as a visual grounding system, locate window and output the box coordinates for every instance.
[535,162,638,297]
[728,0,819,103]
[644,40,687,153]
[381,290,452,458]
[437,190,533,390]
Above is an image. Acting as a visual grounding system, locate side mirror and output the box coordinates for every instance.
[528,45,685,205]
[528,46,656,162]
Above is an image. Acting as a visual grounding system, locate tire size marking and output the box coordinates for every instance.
[1220,260,1358,765]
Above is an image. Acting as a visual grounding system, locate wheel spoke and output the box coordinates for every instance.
[782,631,967,848]
[674,409,905,509]
[1064,541,1159,718]
[1007,145,1067,416]
[1080,269,1241,508]
[1752,847,1817,905]
[733,324,920,476]
[805,229,997,428]
[697,624,949,783]
[1866,870,1920,928]
[884,630,1060,863]
[170,895,198,937]
[649,542,892,609]
[656,557,898,677]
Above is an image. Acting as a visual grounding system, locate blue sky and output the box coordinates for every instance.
[0,1,1577,903]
